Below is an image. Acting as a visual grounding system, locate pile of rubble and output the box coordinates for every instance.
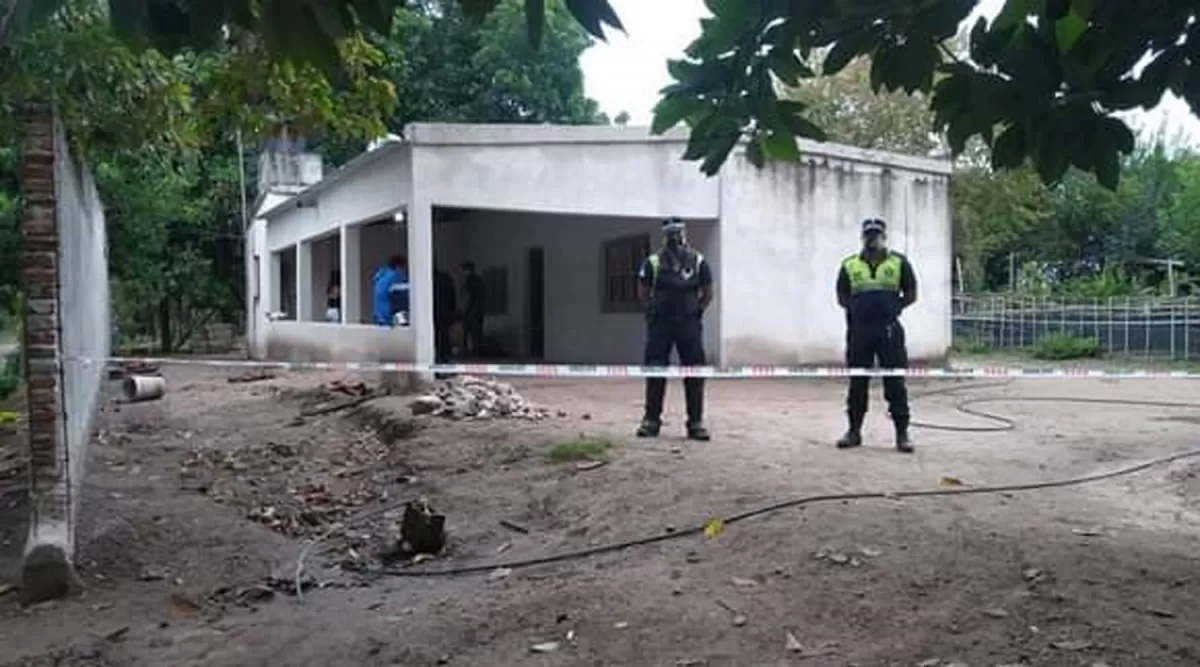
[409,376,554,421]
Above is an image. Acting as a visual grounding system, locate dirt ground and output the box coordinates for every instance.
[3,366,1200,667]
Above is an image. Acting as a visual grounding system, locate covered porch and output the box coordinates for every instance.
[249,123,721,370]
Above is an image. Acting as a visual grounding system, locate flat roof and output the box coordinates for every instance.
[258,122,952,220]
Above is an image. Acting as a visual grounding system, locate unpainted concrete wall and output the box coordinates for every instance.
[719,150,952,365]
[18,106,111,602]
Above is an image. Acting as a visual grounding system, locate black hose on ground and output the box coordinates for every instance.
[294,381,1200,585]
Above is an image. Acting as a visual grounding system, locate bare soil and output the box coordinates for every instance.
[3,366,1200,667]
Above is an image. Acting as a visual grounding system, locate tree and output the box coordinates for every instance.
[783,56,940,157]
[648,0,1200,189]
[613,110,630,126]
[381,0,600,129]
[0,0,623,69]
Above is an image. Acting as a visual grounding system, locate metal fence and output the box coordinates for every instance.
[952,294,1200,360]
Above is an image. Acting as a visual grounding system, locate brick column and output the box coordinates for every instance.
[17,104,76,603]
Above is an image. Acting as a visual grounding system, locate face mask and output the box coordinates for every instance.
[864,233,887,251]
[665,232,685,249]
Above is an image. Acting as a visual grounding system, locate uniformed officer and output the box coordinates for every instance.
[835,218,918,453]
[636,217,714,441]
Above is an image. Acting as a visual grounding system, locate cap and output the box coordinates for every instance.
[862,218,887,234]
[663,217,686,232]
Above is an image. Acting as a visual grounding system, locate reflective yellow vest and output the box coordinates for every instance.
[647,251,704,286]
[842,254,903,293]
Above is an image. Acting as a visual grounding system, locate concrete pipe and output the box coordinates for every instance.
[123,375,166,403]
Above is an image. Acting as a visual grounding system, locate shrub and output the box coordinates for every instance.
[1030,333,1104,361]
[952,337,992,354]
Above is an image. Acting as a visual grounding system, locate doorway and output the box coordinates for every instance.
[527,247,545,359]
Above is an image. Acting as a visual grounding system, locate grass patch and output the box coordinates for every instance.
[1029,333,1105,361]
[951,336,992,355]
[544,438,613,464]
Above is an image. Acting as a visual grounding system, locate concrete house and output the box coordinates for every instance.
[245,124,952,370]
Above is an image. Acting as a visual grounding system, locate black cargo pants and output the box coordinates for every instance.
[845,320,910,426]
[643,315,706,424]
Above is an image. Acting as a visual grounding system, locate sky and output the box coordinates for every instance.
[579,0,1200,145]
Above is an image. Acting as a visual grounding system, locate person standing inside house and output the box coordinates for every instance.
[461,261,486,356]
[636,217,713,442]
[372,254,410,327]
[326,271,342,323]
[835,218,918,453]
[433,265,457,364]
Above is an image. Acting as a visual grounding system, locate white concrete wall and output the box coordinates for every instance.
[22,118,112,595]
[718,149,952,365]
[266,321,415,364]
[435,211,720,364]
[264,145,411,253]
[408,125,718,220]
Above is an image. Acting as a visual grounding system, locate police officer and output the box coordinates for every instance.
[636,217,713,441]
[835,218,918,453]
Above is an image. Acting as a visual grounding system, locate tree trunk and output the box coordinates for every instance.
[157,297,172,353]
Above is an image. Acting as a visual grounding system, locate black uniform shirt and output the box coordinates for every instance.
[637,247,713,319]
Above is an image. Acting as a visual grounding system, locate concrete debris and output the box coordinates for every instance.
[410,376,553,421]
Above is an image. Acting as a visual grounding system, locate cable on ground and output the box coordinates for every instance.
[292,381,1200,590]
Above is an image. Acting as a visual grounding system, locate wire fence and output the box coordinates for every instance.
[953,294,1200,360]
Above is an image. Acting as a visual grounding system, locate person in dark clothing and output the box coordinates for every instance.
[835,218,919,453]
[461,262,486,357]
[635,217,714,441]
[325,271,342,323]
[433,266,457,364]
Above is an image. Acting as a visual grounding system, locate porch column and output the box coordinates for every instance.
[270,251,283,315]
[407,203,435,369]
[296,240,313,321]
[340,224,361,324]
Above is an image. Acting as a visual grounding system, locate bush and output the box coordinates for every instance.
[0,347,19,402]
[952,337,992,354]
[1029,333,1105,361]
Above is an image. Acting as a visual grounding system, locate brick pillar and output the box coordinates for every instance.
[17,104,76,603]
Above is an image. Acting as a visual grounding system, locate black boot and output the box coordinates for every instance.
[684,378,708,441]
[636,419,661,438]
[836,412,865,449]
[894,415,914,454]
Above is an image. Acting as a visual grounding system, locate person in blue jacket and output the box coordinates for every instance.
[373,254,410,326]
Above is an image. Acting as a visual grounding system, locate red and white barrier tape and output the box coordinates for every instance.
[64,356,1200,379]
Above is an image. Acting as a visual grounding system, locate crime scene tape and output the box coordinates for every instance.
[71,356,1200,379]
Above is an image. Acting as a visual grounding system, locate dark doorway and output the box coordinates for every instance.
[527,247,545,359]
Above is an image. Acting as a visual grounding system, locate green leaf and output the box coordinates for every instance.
[651,96,701,135]
[1093,143,1120,190]
[1098,117,1134,154]
[1054,10,1087,53]
[767,47,812,86]
[823,30,870,75]
[700,127,743,176]
[1070,0,1093,19]
[525,0,544,49]
[992,0,1043,31]
[1034,128,1070,185]
[991,124,1027,169]
[782,113,827,142]
[682,115,718,161]
[762,131,800,161]
[563,0,624,39]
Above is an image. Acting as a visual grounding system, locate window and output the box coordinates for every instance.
[602,234,650,313]
[483,266,509,316]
